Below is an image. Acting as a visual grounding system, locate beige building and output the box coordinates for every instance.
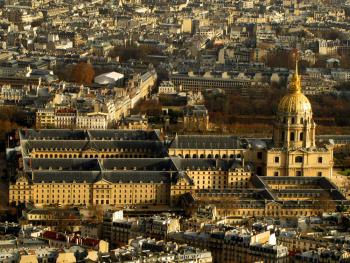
[181,18,193,34]
[268,62,333,177]
[8,65,344,217]
[76,112,108,130]
[183,105,209,132]
[170,62,334,178]
[183,175,346,218]
[119,114,149,130]
[19,254,38,263]
[35,108,55,128]
[56,253,76,263]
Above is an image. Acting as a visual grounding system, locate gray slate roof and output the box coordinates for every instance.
[24,158,101,171]
[101,158,176,171]
[19,129,160,141]
[171,158,247,171]
[31,171,173,184]
[170,135,243,149]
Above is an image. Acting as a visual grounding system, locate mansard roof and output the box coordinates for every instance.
[24,158,101,171]
[31,170,173,184]
[19,129,89,140]
[32,171,101,183]
[101,158,176,171]
[88,129,160,140]
[170,135,242,149]
[22,140,168,157]
[171,158,250,171]
[19,129,160,141]
[102,171,172,183]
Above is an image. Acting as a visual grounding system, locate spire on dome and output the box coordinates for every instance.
[289,51,302,94]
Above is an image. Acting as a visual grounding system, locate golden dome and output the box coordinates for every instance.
[277,92,312,113]
[277,58,312,114]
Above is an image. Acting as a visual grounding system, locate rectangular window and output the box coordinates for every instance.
[318,157,323,163]
[296,171,302,177]
[274,157,279,163]
[317,172,322,177]
[274,171,279,176]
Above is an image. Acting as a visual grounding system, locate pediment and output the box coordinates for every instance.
[94,179,111,185]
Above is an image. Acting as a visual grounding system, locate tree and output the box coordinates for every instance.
[109,44,161,63]
[70,62,95,84]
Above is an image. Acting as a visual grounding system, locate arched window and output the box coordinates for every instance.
[207,154,212,158]
[215,154,220,159]
[295,156,303,163]
[185,154,190,158]
[300,118,304,124]
[200,154,205,158]
[299,132,304,141]
[222,154,227,159]
[290,132,295,141]
[291,117,295,124]
[193,154,197,158]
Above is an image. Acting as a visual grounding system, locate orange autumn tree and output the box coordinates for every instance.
[71,62,95,84]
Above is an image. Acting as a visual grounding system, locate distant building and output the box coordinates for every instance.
[76,112,108,130]
[94,72,124,86]
[170,71,251,95]
[158,81,176,94]
[111,237,212,263]
[120,114,149,130]
[183,105,209,132]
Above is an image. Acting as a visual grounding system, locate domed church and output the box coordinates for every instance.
[265,61,334,177]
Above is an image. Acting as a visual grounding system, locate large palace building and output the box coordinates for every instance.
[9,63,347,217]
[170,63,334,178]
